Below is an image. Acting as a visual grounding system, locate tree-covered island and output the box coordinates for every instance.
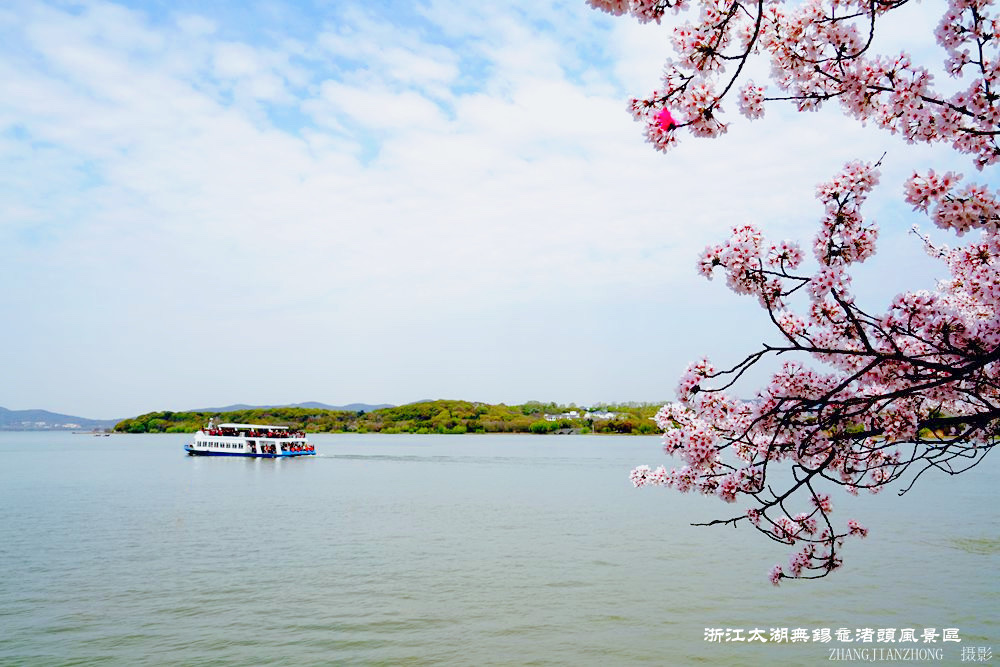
[114,400,663,435]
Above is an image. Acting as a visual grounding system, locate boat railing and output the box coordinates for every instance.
[279,444,315,453]
[202,428,307,439]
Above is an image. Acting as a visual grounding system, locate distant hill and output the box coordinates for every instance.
[0,406,119,431]
[0,401,396,432]
[187,402,394,413]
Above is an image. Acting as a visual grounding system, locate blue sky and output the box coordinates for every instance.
[0,0,985,418]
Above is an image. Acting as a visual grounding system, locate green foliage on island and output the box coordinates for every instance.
[114,400,664,435]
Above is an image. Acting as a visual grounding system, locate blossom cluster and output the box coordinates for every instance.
[595,0,999,167]
[630,159,999,583]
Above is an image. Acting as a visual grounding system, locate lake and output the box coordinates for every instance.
[0,432,996,665]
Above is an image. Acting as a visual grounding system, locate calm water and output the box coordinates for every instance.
[0,432,996,666]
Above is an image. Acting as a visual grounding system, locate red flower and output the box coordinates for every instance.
[655,108,677,131]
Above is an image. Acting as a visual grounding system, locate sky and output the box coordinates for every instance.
[0,0,991,419]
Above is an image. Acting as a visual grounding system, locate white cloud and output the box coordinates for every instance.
[307,79,449,131]
[0,0,987,417]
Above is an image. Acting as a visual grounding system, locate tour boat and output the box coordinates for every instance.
[185,420,316,458]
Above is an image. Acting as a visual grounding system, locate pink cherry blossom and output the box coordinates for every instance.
[592,0,1000,583]
[847,520,869,538]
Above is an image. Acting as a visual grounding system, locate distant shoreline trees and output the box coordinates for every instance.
[113,400,663,435]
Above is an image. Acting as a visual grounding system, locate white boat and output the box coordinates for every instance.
[184,420,316,458]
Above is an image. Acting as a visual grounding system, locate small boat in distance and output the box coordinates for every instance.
[185,419,316,458]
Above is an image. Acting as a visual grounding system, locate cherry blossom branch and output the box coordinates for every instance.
[593,0,999,583]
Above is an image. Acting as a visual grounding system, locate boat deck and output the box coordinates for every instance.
[184,445,316,458]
